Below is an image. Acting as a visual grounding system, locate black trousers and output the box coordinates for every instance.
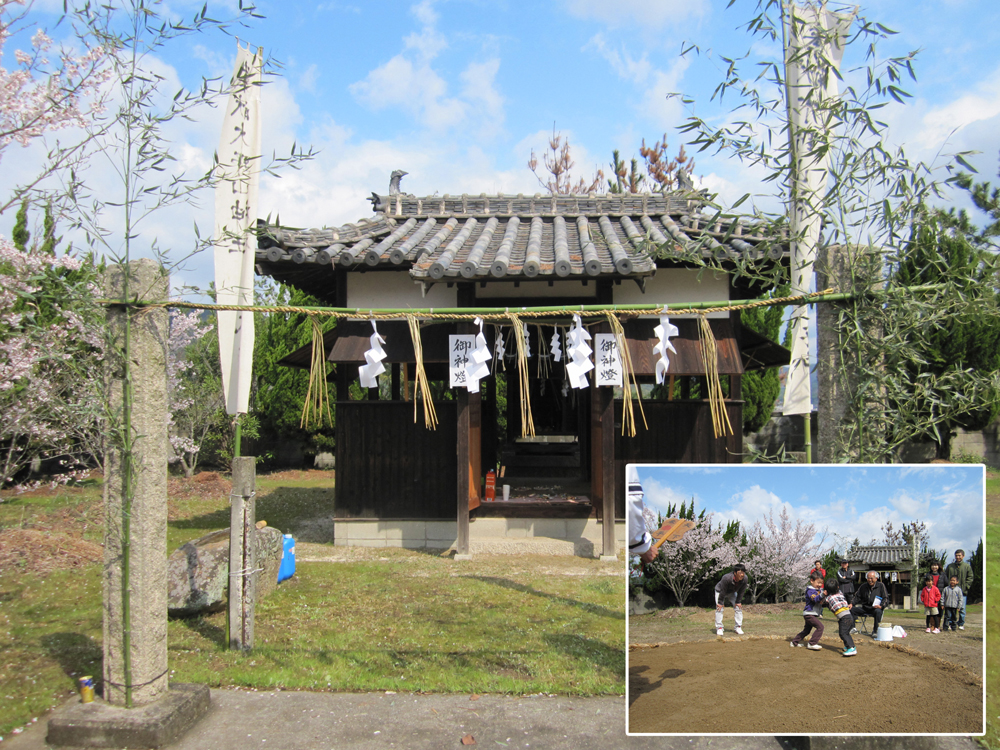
[850,604,882,631]
[838,615,855,649]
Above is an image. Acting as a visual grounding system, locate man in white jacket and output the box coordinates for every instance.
[627,466,657,565]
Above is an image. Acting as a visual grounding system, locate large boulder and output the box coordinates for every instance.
[168,526,284,617]
[253,526,284,600]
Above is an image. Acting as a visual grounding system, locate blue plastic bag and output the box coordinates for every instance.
[278,534,295,582]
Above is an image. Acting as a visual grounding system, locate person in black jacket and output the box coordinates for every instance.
[851,571,889,636]
[836,559,855,602]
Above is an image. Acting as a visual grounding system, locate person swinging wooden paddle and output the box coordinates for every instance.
[627,466,695,566]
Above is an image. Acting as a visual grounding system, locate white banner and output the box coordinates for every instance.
[214,45,262,415]
[594,333,623,387]
[449,335,476,388]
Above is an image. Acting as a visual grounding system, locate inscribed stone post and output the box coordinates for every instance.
[103,260,170,707]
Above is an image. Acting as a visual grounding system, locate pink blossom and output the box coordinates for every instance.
[0,0,110,161]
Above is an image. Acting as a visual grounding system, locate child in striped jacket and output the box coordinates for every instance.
[824,578,856,657]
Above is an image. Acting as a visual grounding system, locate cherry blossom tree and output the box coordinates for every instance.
[643,511,737,606]
[0,0,110,214]
[0,233,104,488]
[0,4,111,489]
[735,507,825,603]
[166,310,225,477]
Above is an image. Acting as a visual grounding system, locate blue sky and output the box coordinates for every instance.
[633,464,985,559]
[3,0,1000,307]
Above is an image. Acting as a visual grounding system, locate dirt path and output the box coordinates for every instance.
[629,636,982,734]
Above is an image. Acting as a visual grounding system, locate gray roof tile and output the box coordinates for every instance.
[256,191,785,283]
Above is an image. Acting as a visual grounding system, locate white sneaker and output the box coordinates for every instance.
[735,627,745,635]
[959,625,965,630]
[849,627,858,635]
[806,644,822,651]
[716,628,724,636]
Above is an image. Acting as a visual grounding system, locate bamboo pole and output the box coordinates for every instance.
[101,283,951,321]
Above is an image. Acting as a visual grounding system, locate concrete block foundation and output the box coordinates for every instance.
[46,683,210,748]
[330,518,627,556]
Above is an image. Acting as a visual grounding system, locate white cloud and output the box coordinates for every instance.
[410,0,439,28]
[562,0,707,29]
[298,64,320,93]
[585,34,653,84]
[640,66,688,131]
[641,478,701,517]
[719,484,788,527]
[911,67,1000,153]
[585,35,690,134]
[348,1,506,135]
[460,58,505,138]
[350,54,467,130]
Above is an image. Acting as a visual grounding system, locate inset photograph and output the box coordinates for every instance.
[626,463,985,735]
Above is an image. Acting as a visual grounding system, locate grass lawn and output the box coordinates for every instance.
[0,471,624,738]
[984,468,999,748]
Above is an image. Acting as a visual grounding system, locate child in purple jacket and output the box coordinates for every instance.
[791,572,826,650]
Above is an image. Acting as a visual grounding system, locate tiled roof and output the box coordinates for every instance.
[256,191,784,284]
[849,545,914,565]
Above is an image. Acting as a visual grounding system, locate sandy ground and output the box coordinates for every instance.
[628,603,984,678]
[628,636,983,734]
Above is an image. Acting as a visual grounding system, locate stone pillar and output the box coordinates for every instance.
[103,260,170,707]
[816,244,882,463]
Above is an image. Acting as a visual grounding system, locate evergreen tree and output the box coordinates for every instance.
[251,282,336,463]
[740,285,789,433]
[39,203,56,256]
[892,205,1000,458]
[11,201,29,252]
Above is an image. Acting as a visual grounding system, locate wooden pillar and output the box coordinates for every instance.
[456,388,472,559]
[391,363,401,401]
[599,386,616,560]
[228,457,256,650]
[335,365,350,401]
[590,378,602,512]
[455,318,482,560]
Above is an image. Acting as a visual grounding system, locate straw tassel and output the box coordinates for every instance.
[697,314,733,438]
[507,313,536,438]
[605,313,647,437]
[407,314,438,430]
[300,317,333,429]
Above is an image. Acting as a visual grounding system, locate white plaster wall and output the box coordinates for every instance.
[346,272,457,309]
[614,268,730,318]
[475,280,598,299]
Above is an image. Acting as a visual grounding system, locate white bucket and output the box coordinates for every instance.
[876,624,893,642]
